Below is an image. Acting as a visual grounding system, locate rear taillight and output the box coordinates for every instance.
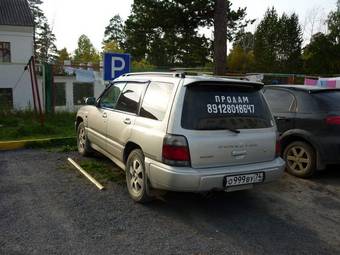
[325,116,340,125]
[275,138,281,157]
[162,134,191,167]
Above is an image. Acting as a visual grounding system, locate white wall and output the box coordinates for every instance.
[52,75,106,112]
[0,26,34,64]
[0,26,34,110]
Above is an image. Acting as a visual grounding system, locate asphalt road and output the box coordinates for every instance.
[1,149,340,255]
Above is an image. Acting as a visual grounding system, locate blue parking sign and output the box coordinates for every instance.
[103,53,131,81]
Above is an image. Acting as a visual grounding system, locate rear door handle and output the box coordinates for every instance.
[102,112,107,118]
[123,118,131,125]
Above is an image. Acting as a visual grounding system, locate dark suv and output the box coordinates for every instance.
[263,85,340,178]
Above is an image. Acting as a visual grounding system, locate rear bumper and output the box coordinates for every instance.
[145,157,285,192]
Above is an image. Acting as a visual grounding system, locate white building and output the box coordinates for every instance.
[0,0,106,112]
[0,0,36,110]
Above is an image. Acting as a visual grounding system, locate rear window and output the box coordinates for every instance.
[312,91,340,111]
[181,85,273,130]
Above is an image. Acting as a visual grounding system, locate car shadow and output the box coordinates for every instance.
[145,190,337,254]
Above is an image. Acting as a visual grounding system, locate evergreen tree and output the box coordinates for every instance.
[254,8,302,73]
[35,22,58,63]
[28,0,57,63]
[327,0,340,44]
[277,13,303,72]
[103,15,125,48]
[253,8,280,72]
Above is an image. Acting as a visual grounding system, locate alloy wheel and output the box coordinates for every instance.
[286,146,311,172]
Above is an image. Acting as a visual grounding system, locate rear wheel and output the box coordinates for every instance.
[77,122,93,156]
[283,141,316,178]
[126,149,152,203]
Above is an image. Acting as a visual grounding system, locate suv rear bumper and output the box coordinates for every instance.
[145,157,285,192]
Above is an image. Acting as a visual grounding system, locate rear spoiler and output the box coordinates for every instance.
[310,89,340,94]
[185,81,264,90]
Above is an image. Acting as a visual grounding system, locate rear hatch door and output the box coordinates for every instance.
[180,82,276,169]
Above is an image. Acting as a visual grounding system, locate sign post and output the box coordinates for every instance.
[103,53,131,81]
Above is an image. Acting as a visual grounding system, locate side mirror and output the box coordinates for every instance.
[85,97,96,105]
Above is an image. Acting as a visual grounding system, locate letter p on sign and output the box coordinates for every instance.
[104,53,131,81]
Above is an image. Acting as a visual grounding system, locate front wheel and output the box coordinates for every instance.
[283,141,316,178]
[77,122,93,156]
[126,149,152,203]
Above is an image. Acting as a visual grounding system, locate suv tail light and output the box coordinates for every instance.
[325,116,340,125]
[162,134,191,167]
[275,138,281,157]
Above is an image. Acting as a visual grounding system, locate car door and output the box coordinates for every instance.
[106,82,148,160]
[87,82,126,151]
[263,88,296,135]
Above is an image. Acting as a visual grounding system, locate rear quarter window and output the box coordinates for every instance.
[181,84,273,130]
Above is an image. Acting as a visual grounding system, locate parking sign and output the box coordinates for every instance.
[103,53,131,81]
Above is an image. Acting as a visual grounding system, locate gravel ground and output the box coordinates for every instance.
[0,149,340,255]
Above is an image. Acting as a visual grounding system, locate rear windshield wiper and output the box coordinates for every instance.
[197,127,240,133]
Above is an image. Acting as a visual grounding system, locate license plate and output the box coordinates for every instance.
[224,172,265,187]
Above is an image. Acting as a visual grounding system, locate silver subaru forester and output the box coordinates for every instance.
[76,72,285,202]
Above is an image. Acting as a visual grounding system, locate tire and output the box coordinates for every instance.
[77,122,93,156]
[125,149,152,203]
[283,141,316,178]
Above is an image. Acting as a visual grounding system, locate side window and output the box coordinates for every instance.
[100,83,126,109]
[264,89,295,113]
[116,82,147,114]
[140,82,174,121]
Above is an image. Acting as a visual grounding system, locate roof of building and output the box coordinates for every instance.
[0,0,34,27]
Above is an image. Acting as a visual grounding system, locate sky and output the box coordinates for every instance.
[41,0,337,53]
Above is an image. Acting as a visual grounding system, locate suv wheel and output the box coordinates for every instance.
[77,122,92,156]
[283,141,316,178]
[126,149,152,203]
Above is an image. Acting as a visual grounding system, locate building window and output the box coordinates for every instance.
[0,88,13,110]
[55,82,66,106]
[0,42,11,63]
[73,82,94,105]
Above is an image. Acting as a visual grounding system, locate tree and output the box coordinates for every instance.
[253,8,302,73]
[303,33,336,74]
[56,47,71,64]
[233,30,254,53]
[277,13,303,72]
[228,46,254,72]
[103,15,125,48]
[35,22,58,63]
[102,40,124,53]
[124,0,250,68]
[73,35,101,64]
[214,0,227,75]
[28,0,57,63]
[327,0,340,44]
[254,8,280,72]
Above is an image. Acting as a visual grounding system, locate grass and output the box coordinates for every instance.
[68,158,126,185]
[0,111,76,141]
[79,159,126,185]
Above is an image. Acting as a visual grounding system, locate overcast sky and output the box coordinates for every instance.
[41,0,337,53]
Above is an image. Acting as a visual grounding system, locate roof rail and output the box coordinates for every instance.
[121,72,186,78]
